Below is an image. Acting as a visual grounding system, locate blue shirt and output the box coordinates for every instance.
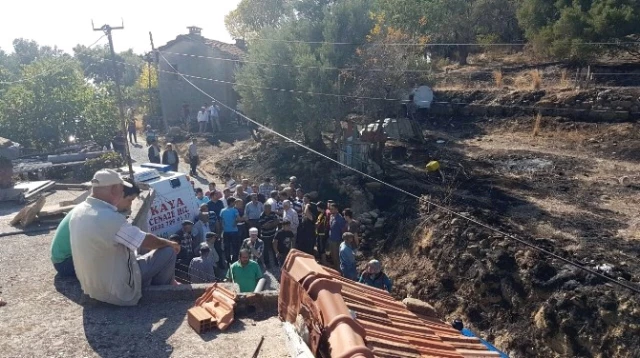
[244,201,264,220]
[196,196,210,206]
[329,214,346,242]
[339,241,357,280]
[219,207,239,233]
[359,272,392,292]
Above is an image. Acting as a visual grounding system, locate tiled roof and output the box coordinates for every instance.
[158,34,246,59]
[279,250,500,358]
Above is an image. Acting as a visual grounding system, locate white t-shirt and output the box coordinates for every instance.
[197,110,208,123]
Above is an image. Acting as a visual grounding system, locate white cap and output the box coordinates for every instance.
[289,176,297,182]
[249,227,259,234]
[91,169,132,188]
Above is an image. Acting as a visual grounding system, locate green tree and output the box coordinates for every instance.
[225,0,291,38]
[73,44,143,87]
[517,0,640,61]
[377,0,521,64]
[233,0,374,148]
[0,57,119,151]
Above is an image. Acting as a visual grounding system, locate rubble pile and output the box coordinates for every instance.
[387,203,640,357]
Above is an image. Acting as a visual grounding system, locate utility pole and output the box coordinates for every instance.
[92,20,134,180]
[149,32,169,131]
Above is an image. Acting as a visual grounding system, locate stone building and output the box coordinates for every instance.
[157,26,246,127]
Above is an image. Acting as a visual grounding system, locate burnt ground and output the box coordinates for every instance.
[160,112,640,357]
[376,116,640,357]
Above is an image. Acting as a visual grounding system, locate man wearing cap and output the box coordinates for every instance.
[197,106,208,133]
[70,169,180,306]
[241,227,264,266]
[188,242,218,283]
[359,259,392,292]
[162,143,179,172]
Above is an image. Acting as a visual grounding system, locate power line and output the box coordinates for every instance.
[246,38,640,47]
[159,49,640,77]
[159,52,640,295]
[79,52,405,102]
[159,50,435,74]
[0,34,107,85]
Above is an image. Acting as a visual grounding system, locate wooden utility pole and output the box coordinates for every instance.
[92,20,134,180]
[149,32,169,131]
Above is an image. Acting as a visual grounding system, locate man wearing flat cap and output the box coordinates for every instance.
[70,169,181,306]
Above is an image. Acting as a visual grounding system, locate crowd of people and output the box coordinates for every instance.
[49,153,393,307]
[177,175,393,293]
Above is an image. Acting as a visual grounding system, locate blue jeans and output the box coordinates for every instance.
[53,257,76,278]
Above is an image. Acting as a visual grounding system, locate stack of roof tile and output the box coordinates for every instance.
[188,284,237,333]
[279,250,500,358]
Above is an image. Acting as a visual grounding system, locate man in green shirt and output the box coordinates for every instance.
[50,181,141,278]
[226,249,264,292]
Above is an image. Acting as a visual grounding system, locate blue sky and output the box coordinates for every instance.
[0,0,242,54]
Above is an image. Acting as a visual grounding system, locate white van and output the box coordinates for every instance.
[120,164,199,238]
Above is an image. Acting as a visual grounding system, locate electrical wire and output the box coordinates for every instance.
[246,38,640,47]
[159,52,640,295]
[0,34,107,85]
[159,49,640,76]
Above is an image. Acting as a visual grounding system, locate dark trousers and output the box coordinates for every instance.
[223,231,241,263]
[128,130,137,143]
[262,235,275,267]
[190,156,199,176]
[53,257,76,278]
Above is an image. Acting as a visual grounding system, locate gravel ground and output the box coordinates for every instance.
[0,144,288,357]
[0,230,288,358]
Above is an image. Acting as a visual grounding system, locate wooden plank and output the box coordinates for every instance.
[10,196,47,227]
[39,204,76,217]
[58,190,89,207]
[23,181,56,200]
[54,183,91,191]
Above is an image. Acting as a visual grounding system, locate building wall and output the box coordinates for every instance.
[158,40,239,127]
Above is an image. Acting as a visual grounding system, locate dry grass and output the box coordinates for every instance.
[533,113,542,137]
[493,70,503,88]
[531,70,542,90]
[560,69,569,88]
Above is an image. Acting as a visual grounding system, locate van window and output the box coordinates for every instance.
[169,178,181,189]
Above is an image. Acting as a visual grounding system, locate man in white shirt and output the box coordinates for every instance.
[208,102,221,133]
[197,106,208,133]
[69,169,180,306]
[188,138,199,176]
[282,200,299,236]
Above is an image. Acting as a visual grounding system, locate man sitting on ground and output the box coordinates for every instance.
[189,242,218,283]
[359,259,392,292]
[226,249,265,293]
[70,169,180,306]
[51,180,141,278]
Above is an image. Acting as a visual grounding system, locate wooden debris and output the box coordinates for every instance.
[10,196,46,227]
[58,190,89,207]
[22,181,56,200]
[54,183,91,191]
[38,204,76,218]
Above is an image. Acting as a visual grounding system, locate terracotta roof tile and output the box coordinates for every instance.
[189,283,237,333]
[279,249,499,358]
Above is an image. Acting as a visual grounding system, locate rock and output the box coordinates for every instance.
[402,297,437,318]
[0,297,6,307]
[374,218,385,230]
[369,211,379,219]
[364,182,382,192]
